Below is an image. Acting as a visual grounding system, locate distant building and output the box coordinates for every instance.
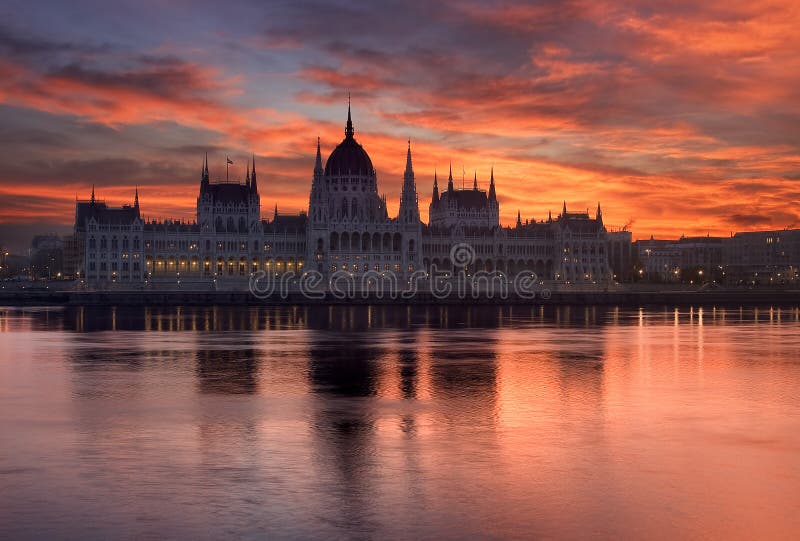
[75,106,611,287]
[675,235,724,273]
[635,237,681,281]
[723,229,800,284]
[30,234,65,279]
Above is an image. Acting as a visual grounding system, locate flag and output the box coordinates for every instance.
[226,156,233,165]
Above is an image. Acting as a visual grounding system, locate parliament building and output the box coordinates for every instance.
[74,107,611,288]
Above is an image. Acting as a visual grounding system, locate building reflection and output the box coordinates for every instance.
[195,347,260,395]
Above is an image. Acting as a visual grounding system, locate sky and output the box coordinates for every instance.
[1,0,799,250]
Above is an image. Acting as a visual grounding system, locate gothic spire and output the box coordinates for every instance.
[250,155,258,194]
[596,202,603,224]
[134,186,139,208]
[201,153,209,187]
[90,184,95,204]
[432,170,439,204]
[473,171,478,190]
[274,203,278,220]
[548,209,552,222]
[447,162,454,192]
[345,94,354,138]
[314,137,323,173]
[562,200,567,216]
[405,139,413,174]
[488,166,496,201]
[516,209,522,227]
[245,162,251,190]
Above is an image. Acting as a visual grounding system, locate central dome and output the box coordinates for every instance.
[324,106,374,176]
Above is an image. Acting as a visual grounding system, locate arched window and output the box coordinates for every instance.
[330,232,339,251]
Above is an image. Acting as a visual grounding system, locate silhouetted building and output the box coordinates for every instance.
[75,106,611,287]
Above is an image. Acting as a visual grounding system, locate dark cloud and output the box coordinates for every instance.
[0,24,110,59]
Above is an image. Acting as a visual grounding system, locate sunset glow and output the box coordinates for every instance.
[1,0,799,245]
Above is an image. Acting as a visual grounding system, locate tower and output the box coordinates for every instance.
[399,140,420,224]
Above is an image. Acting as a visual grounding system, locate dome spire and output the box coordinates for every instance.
[345,93,354,138]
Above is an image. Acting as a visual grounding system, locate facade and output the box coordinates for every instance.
[75,107,611,288]
[635,237,681,281]
[723,229,800,284]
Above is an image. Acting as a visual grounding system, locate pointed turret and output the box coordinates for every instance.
[273,203,278,221]
[447,163,454,192]
[516,210,522,227]
[250,155,258,194]
[134,186,139,208]
[596,202,603,225]
[562,200,567,216]
[432,170,439,205]
[473,171,478,190]
[548,209,552,222]
[345,94,354,138]
[245,162,251,190]
[314,137,323,174]
[90,184,95,204]
[488,166,496,201]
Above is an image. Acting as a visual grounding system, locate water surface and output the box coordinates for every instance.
[1,305,799,539]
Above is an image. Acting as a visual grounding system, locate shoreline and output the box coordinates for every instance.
[2,288,800,307]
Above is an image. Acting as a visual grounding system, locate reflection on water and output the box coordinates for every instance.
[1,305,800,539]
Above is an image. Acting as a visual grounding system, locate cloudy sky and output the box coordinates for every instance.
[1,0,798,249]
